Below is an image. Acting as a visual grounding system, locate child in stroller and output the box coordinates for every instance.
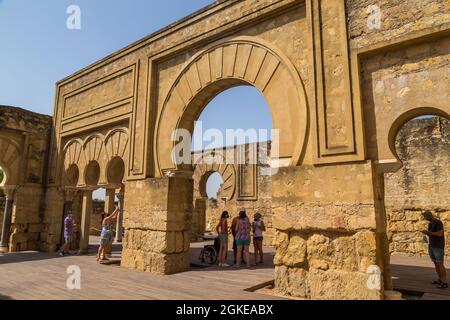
[199,237,221,264]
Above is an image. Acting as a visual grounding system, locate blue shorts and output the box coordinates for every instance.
[429,247,445,263]
[236,239,251,247]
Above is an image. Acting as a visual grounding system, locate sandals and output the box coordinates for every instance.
[437,282,448,289]
[432,279,442,285]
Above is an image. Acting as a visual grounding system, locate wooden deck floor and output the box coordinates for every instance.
[1,241,449,300]
[0,239,281,300]
[391,255,450,300]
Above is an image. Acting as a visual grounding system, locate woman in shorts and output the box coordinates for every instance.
[235,210,251,268]
[216,211,230,267]
[252,213,266,265]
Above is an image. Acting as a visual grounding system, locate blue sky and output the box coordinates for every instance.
[0,1,272,198]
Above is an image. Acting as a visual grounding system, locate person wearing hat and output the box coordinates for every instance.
[252,212,266,265]
[421,210,447,289]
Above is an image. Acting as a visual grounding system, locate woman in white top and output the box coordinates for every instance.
[252,213,266,265]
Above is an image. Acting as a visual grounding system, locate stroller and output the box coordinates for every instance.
[199,237,220,264]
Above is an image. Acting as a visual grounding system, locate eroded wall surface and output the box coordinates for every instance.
[0,106,52,251]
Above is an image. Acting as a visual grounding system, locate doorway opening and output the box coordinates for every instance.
[384,114,450,299]
[188,85,275,269]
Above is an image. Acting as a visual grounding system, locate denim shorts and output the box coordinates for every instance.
[429,247,445,263]
[64,235,73,243]
[218,234,228,244]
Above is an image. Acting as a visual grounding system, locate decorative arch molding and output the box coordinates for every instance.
[154,36,309,176]
[104,128,129,161]
[0,134,22,186]
[192,150,236,200]
[63,139,83,170]
[378,106,450,173]
[61,127,129,187]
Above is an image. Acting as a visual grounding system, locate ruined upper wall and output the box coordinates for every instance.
[347,0,450,50]
[0,105,52,185]
[385,117,450,210]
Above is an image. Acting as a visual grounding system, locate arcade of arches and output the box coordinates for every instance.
[0,0,449,300]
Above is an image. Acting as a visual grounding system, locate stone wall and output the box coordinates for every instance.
[272,162,381,300]
[0,105,53,252]
[0,192,4,238]
[385,117,450,256]
[89,200,106,236]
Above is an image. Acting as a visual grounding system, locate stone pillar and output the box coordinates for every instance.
[121,171,192,274]
[192,198,207,240]
[0,187,16,253]
[272,162,383,300]
[78,189,93,254]
[60,188,77,247]
[114,190,124,243]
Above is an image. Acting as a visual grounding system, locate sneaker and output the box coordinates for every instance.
[59,252,65,257]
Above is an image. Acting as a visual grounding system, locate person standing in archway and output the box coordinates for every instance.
[235,210,251,268]
[252,213,266,265]
[59,211,77,256]
[216,211,229,267]
[97,205,120,262]
[422,210,448,289]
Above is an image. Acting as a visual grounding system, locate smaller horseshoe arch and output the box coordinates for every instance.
[193,163,236,201]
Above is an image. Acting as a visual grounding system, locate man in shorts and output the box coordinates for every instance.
[422,210,447,289]
[60,211,77,256]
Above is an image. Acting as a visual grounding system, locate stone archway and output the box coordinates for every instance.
[191,150,237,240]
[154,36,309,176]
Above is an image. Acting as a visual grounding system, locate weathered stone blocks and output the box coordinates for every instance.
[272,163,382,299]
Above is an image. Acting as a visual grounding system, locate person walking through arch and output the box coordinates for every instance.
[216,211,229,267]
[235,210,251,268]
[97,205,120,262]
[252,212,266,265]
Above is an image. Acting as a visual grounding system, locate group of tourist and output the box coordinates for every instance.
[216,210,266,268]
[59,205,120,263]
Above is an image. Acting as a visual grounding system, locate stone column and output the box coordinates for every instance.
[272,162,382,300]
[0,187,16,253]
[78,189,93,254]
[114,189,124,243]
[121,170,193,274]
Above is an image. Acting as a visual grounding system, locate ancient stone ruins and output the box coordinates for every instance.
[0,0,449,300]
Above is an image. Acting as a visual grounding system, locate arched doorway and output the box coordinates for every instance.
[383,113,450,296]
